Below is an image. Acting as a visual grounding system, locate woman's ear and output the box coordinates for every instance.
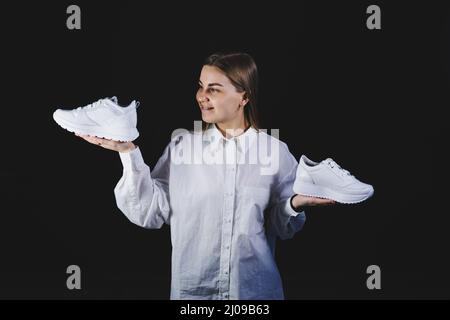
[241,93,249,107]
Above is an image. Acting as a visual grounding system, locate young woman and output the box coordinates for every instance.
[77,52,335,300]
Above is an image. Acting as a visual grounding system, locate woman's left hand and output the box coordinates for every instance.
[291,194,336,210]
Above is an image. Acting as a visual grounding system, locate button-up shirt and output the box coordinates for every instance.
[114,123,306,299]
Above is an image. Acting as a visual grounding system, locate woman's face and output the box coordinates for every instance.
[196,65,247,126]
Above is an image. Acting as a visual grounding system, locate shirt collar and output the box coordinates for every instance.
[203,123,258,155]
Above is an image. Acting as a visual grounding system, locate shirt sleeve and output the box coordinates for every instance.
[265,143,306,240]
[113,143,172,229]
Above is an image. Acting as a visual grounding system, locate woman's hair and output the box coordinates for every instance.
[201,52,261,132]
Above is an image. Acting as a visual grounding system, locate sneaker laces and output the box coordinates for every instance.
[75,96,117,112]
[75,99,103,111]
[322,158,353,177]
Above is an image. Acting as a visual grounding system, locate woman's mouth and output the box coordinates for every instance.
[201,106,214,112]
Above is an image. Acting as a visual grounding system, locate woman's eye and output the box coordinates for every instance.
[209,88,218,93]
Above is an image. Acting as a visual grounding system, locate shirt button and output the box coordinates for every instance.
[226,245,230,249]
[228,219,232,223]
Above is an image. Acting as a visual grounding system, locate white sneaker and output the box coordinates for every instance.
[293,155,374,204]
[53,96,139,142]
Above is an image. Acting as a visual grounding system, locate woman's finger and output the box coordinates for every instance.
[310,198,336,206]
[76,134,122,150]
[84,135,105,144]
[83,136,102,145]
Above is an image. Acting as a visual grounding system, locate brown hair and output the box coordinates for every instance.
[201,52,261,132]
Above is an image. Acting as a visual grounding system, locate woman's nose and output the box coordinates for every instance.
[198,95,207,103]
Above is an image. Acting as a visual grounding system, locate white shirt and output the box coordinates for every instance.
[113,123,306,300]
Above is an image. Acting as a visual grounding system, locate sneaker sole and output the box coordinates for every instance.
[293,181,374,204]
[53,112,139,142]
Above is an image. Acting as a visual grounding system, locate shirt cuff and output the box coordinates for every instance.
[118,146,147,172]
[284,196,305,217]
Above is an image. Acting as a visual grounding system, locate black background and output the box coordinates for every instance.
[0,0,449,299]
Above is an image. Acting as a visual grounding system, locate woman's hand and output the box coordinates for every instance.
[291,194,336,211]
[75,133,136,153]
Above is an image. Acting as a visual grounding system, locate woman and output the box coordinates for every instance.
[77,52,335,299]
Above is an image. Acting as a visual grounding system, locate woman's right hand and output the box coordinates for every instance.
[75,133,136,153]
